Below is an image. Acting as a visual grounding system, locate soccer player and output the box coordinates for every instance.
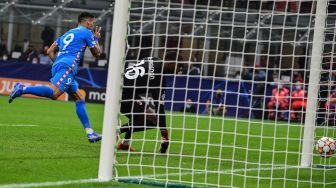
[8,12,102,143]
[118,55,179,153]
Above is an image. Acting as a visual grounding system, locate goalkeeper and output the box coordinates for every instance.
[118,54,180,153]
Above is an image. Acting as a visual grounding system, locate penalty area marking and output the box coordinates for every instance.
[0,179,101,188]
[0,123,39,127]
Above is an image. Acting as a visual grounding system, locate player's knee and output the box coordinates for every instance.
[74,95,85,102]
[74,99,85,104]
[70,91,85,102]
[75,99,85,104]
[50,85,62,100]
[51,92,60,100]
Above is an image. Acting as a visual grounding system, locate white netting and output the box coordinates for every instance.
[113,0,336,187]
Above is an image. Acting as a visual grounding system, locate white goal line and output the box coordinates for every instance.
[0,179,100,188]
[0,165,320,188]
[117,165,302,180]
[0,123,39,127]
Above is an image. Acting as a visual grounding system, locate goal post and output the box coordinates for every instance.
[98,0,130,181]
[300,0,328,168]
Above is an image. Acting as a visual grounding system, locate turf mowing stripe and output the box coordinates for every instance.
[0,124,39,127]
[0,179,100,188]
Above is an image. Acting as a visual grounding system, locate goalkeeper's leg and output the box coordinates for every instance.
[157,104,169,153]
[118,114,156,152]
[127,104,169,153]
[118,101,146,151]
[118,117,141,152]
[119,103,169,153]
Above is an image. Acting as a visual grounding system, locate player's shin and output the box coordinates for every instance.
[120,123,131,133]
[75,100,92,131]
[117,130,135,151]
[160,129,169,138]
[123,131,132,145]
[159,129,169,153]
[76,100,101,142]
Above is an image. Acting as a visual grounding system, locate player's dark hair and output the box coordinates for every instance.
[78,12,95,23]
[164,51,176,61]
[164,51,183,61]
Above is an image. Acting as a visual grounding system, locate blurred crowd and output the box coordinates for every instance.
[266,80,307,123]
[261,56,336,125]
[0,26,107,68]
[178,56,336,126]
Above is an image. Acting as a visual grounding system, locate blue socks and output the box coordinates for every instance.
[76,100,91,129]
[23,86,54,99]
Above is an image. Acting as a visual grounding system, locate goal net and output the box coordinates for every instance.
[106,0,336,187]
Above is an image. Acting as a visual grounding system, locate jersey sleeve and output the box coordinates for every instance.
[55,37,61,46]
[84,30,96,48]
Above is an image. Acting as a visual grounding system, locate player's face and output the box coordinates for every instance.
[86,18,95,30]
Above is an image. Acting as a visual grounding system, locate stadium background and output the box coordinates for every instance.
[1,0,336,187]
[1,0,335,118]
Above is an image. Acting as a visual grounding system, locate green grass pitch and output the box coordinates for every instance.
[0,96,335,187]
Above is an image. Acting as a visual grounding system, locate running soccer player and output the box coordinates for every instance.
[8,12,102,143]
[118,54,180,153]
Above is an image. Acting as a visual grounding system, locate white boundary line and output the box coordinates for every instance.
[0,179,100,188]
[0,166,307,188]
[117,165,302,180]
[0,124,39,127]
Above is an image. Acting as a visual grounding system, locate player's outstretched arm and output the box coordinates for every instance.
[47,42,59,62]
[90,26,102,58]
